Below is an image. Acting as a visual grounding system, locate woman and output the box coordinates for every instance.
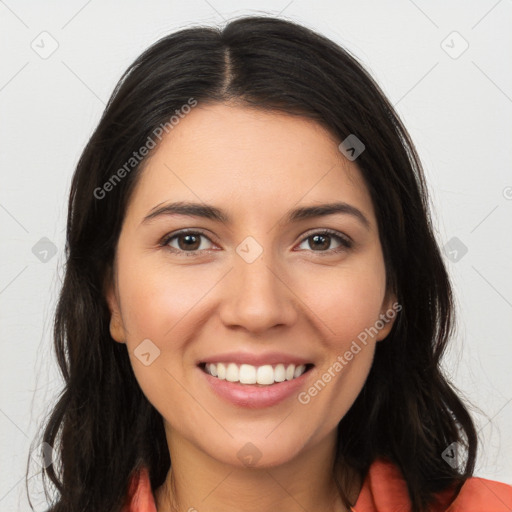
[31,15,512,512]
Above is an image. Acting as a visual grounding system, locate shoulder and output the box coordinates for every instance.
[353,457,512,512]
[443,475,512,512]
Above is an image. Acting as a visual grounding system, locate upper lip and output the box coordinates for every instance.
[198,351,313,367]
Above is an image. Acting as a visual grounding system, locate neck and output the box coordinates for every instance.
[154,426,361,512]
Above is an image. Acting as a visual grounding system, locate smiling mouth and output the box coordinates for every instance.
[198,362,315,386]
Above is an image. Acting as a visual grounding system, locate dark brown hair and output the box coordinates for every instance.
[29,15,477,512]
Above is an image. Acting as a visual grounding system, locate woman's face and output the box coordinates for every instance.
[106,103,396,468]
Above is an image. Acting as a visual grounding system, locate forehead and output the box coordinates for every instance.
[126,103,375,225]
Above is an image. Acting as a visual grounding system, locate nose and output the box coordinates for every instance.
[218,251,298,334]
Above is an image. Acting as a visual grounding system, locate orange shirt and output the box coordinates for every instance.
[122,457,512,511]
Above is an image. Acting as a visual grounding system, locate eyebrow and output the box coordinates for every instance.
[141,201,371,229]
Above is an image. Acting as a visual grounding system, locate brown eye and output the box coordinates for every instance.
[308,234,331,251]
[161,230,215,255]
[297,229,352,254]
[176,233,202,251]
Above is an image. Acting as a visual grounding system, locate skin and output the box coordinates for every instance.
[106,103,397,512]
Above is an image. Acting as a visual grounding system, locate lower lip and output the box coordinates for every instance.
[199,366,313,409]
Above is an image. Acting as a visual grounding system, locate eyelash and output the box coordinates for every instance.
[159,228,353,257]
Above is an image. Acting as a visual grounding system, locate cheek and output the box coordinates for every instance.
[116,257,208,422]
[296,268,384,427]
[296,257,387,344]
[117,253,219,341]
[117,257,220,410]
[295,259,386,422]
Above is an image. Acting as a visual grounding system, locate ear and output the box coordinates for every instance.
[375,292,400,342]
[104,269,127,344]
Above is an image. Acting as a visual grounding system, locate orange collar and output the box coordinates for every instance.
[122,457,512,512]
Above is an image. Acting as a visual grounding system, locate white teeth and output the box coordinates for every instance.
[294,365,306,378]
[217,362,226,379]
[203,362,308,385]
[225,363,239,382]
[256,365,274,385]
[239,364,256,384]
[208,363,217,377]
[274,364,286,382]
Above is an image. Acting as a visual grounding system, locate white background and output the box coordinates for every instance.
[1,1,511,510]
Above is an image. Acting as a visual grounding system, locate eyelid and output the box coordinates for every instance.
[299,227,353,245]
